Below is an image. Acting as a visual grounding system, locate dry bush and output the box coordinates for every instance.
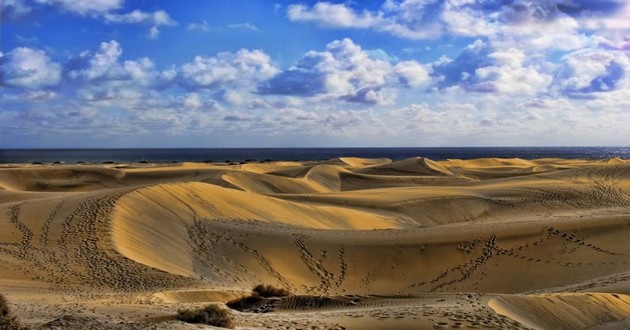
[176,304,233,328]
[226,284,292,311]
[252,284,292,298]
[1,294,28,330]
[226,293,265,310]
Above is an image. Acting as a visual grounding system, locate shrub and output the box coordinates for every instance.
[176,304,233,328]
[0,294,28,330]
[226,284,292,311]
[226,293,265,310]
[252,284,292,298]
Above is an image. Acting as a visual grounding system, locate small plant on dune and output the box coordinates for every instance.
[1,294,28,330]
[176,304,234,328]
[252,284,292,298]
[226,284,292,311]
[226,292,265,310]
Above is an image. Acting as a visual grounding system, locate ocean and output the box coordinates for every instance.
[0,147,629,164]
[0,147,630,163]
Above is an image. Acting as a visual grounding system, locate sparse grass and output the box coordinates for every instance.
[176,304,234,328]
[1,294,28,330]
[226,284,292,311]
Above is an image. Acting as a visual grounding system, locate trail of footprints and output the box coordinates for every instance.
[3,189,194,292]
[40,199,66,246]
[187,219,296,291]
[8,203,34,260]
[187,219,350,295]
[407,224,629,293]
[493,176,630,212]
[294,234,347,294]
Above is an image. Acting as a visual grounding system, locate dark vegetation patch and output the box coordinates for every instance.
[176,304,234,328]
[1,294,28,330]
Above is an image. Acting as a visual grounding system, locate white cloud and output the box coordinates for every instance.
[179,49,278,89]
[104,9,176,25]
[103,9,176,38]
[393,61,432,88]
[441,0,495,37]
[3,0,123,16]
[258,38,430,104]
[68,40,122,80]
[287,2,380,28]
[51,0,123,15]
[581,2,630,30]
[287,2,440,40]
[0,47,61,88]
[226,23,259,31]
[148,26,160,39]
[471,48,553,95]
[287,0,626,47]
[65,40,176,89]
[184,93,202,109]
[188,20,211,32]
[432,40,554,96]
[492,16,587,52]
[222,90,245,105]
[556,48,630,95]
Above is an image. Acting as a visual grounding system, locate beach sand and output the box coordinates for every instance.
[1,157,629,329]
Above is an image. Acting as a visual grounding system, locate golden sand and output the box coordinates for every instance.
[1,157,629,329]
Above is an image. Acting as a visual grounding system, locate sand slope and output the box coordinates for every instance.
[1,157,629,329]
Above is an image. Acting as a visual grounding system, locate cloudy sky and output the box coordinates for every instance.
[1,0,629,148]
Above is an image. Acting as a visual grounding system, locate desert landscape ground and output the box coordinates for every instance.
[1,156,630,329]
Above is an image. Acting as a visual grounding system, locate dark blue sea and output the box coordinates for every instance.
[0,147,629,164]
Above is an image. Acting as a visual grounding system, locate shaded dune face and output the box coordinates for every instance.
[1,158,630,329]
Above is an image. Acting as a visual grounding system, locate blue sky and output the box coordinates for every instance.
[1,0,629,148]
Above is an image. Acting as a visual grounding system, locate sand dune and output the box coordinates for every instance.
[1,157,629,329]
[338,157,392,168]
[358,157,455,176]
[489,293,630,329]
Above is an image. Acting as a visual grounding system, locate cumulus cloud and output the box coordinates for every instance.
[288,2,380,28]
[2,0,123,17]
[0,47,61,88]
[104,9,176,25]
[287,1,441,40]
[50,0,123,15]
[393,61,432,88]
[433,40,552,96]
[2,0,176,40]
[258,38,430,104]
[182,93,205,110]
[470,48,552,95]
[103,9,176,38]
[64,40,176,89]
[179,49,278,89]
[67,40,122,80]
[440,0,496,37]
[287,0,627,41]
[432,39,492,88]
[556,48,630,97]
